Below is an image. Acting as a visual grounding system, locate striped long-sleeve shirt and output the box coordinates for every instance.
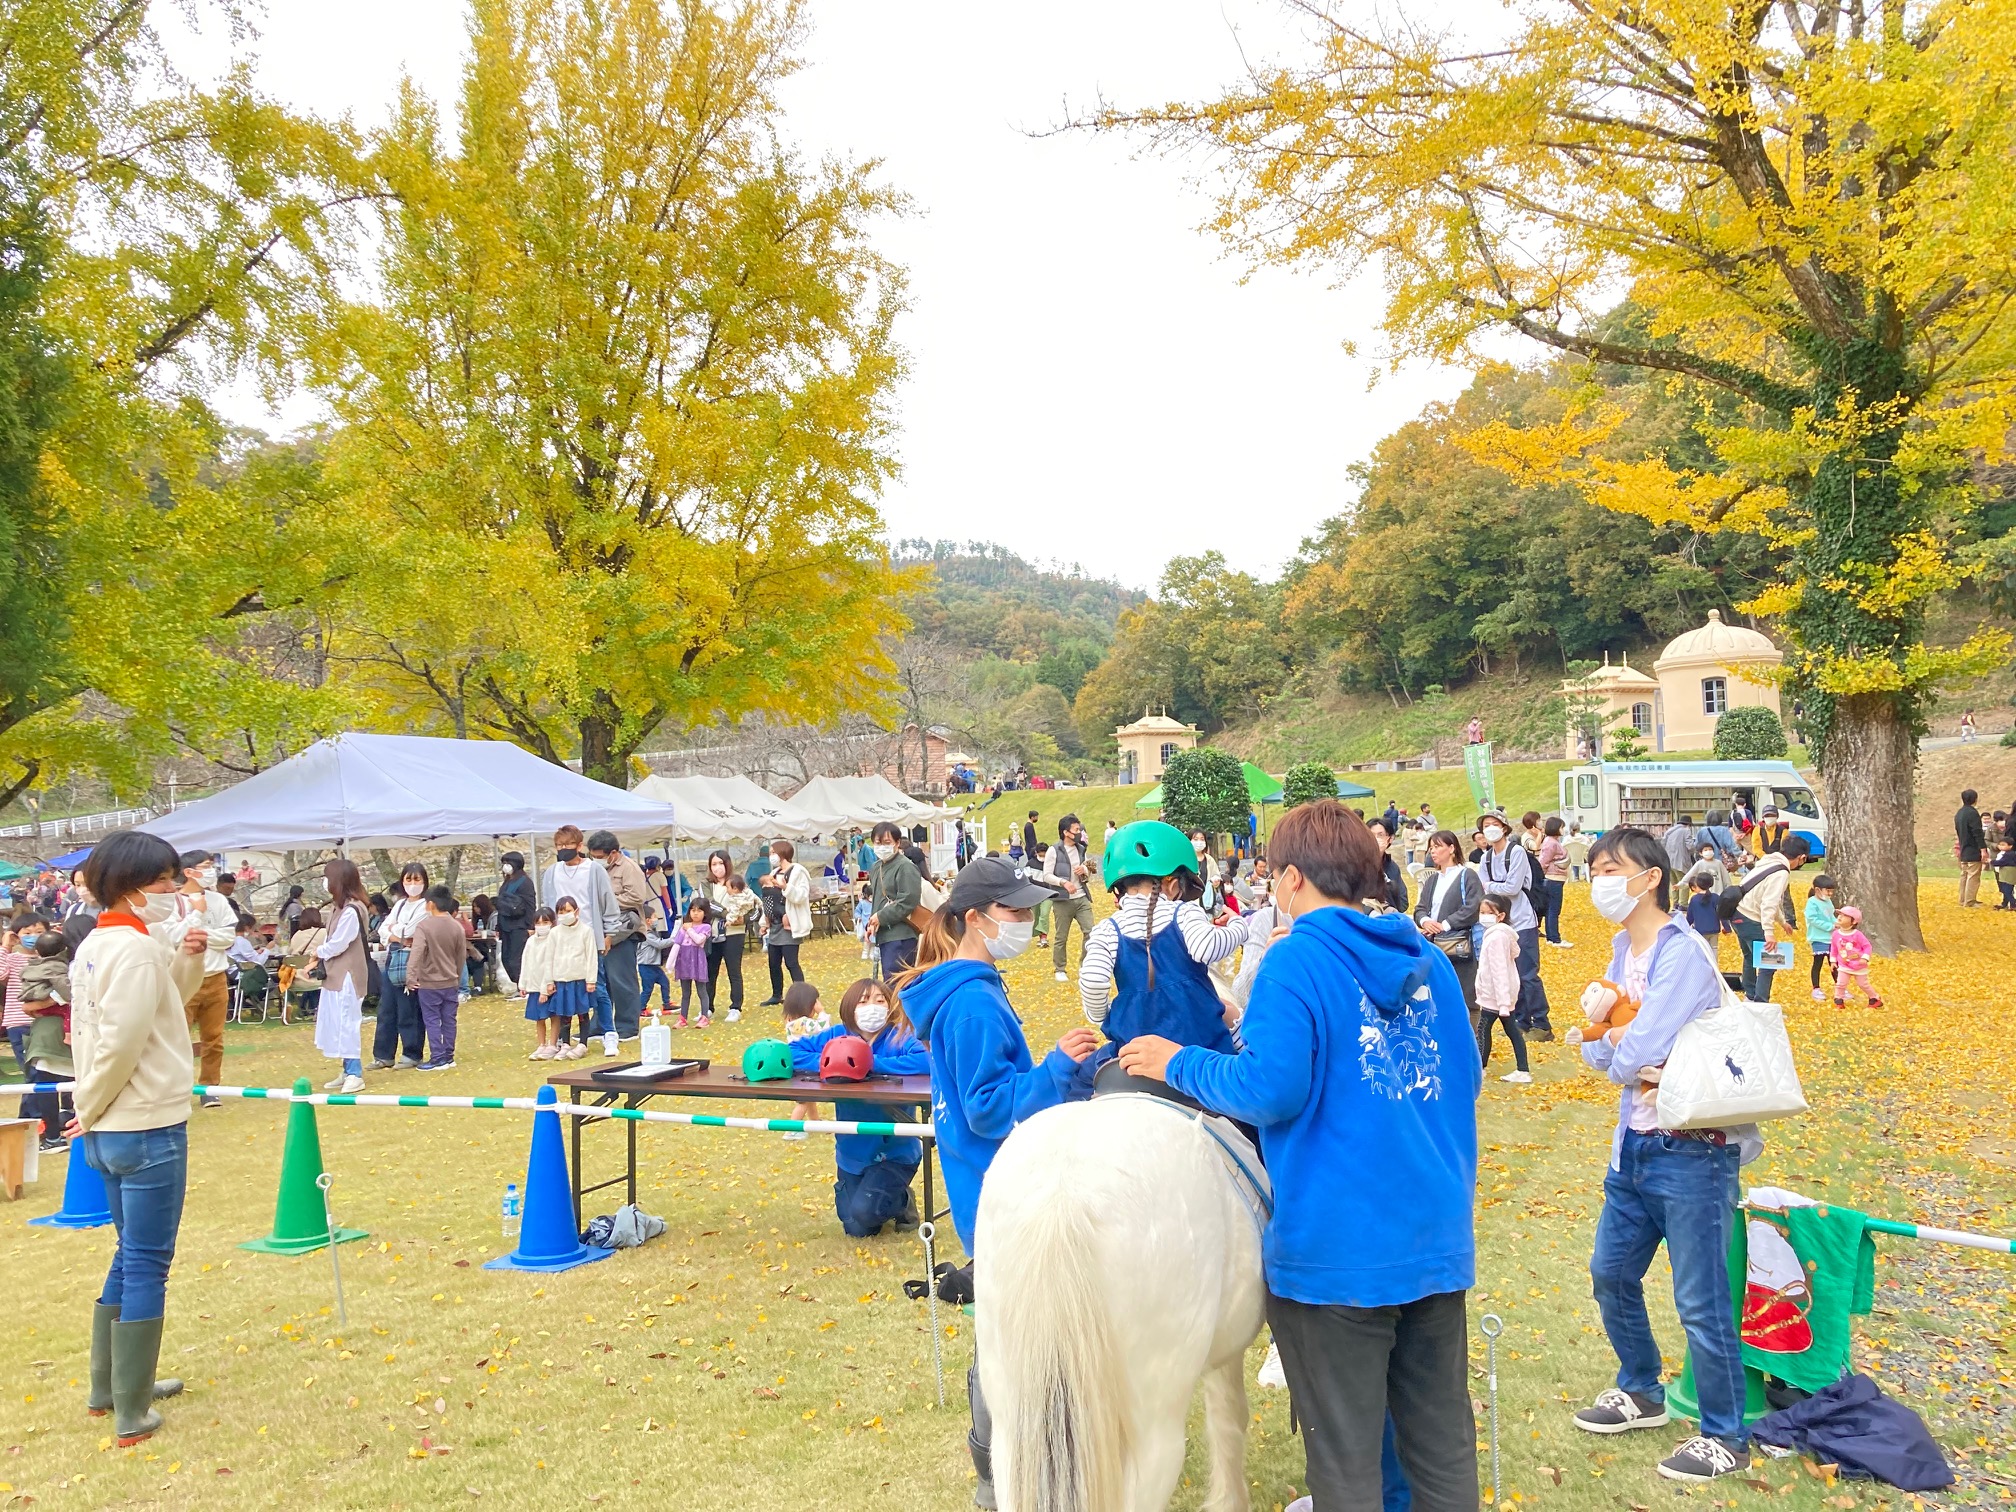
[1078,894,1242,1028]
[0,949,30,1029]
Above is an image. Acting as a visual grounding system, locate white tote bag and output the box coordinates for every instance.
[1654,933,1809,1130]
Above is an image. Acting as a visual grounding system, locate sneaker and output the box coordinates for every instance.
[457,990,470,1004]
[1528,1027,1556,1043]
[1657,1435,1747,1482]
[1499,1070,1533,1084]
[199,1094,222,1109]
[1812,988,1826,1001]
[339,1074,366,1094]
[39,1134,69,1154]
[1867,996,1884,1008]
[781,1131,808,1142]
[676,1015,689,1028]
[1053,970,1068,983]
[1833,998,1847,1008]
[368,1059,395,1071]
[569,1041,589,1059]
[725,1009,741,1022]
[1573,1387,1669,1434]
[601,1033,619,1057]
[323,1075,348,1090]
[417,1059,456,1071]
[530,1044,557,1060]
[398,1056,423,1070]
[696,1015,712,1028]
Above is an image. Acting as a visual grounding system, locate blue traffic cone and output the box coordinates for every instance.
[483,1085,611,1274]
[29,1144,113,1229]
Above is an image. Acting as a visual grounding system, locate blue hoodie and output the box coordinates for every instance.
[1166,906,1480,1308]
[900,957,1081,1250]
[788,1023,931,1174]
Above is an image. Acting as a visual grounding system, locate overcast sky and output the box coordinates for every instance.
[170,0,1476,590]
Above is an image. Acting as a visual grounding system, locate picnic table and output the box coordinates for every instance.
[544,1063,937,1230]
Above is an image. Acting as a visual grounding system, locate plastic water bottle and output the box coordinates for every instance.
[640,1009,671,1066]
[500,1182,521,1241]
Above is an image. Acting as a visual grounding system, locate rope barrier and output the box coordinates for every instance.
[182,1084,935,1139]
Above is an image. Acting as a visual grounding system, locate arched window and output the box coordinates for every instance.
[1159,741,1179,768]
[1702,677,1727,715]
[1630,702,1653,734]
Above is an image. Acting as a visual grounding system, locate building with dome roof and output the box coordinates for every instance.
[1114,708,1199,784]
[1563,610,1783,756]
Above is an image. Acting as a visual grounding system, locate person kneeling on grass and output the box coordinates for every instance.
[1567,824,1759,1483]
[788,978,929,1237]
[1117,800,1481,1512]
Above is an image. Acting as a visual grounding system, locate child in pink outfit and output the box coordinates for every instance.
[1829,905,1881,1007]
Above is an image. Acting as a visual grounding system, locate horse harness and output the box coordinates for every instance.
[1093,1082,1274,1229]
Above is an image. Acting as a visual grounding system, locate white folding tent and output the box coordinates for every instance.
[140,733,681,851]
[788,775,957,831]
[628,774,819,843]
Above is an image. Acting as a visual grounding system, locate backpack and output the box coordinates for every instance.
[1482,845,1547,927]
[1717,862,1777,922]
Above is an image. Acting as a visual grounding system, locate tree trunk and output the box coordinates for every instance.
[1819,693,1923,955]
[444,845,464,897]
[580,713,621,788]
[369,848,403,890]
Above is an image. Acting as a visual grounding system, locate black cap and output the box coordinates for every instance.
[944,856,1054,916]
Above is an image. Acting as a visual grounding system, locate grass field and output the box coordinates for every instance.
[3,890,2013,1511]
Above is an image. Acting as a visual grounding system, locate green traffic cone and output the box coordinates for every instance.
[1667,1206,1770,1428]
[240,1079,368,1256]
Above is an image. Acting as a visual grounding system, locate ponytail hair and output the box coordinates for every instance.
[893,903,965,994]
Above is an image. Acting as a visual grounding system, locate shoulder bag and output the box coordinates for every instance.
[1428,870,1474,961]
[1654,930,1808,1129]
[907,873,945,935]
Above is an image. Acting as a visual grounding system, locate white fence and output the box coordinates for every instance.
[0,806,156,843]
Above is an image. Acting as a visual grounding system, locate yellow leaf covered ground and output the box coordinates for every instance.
[0,884,2009,1509]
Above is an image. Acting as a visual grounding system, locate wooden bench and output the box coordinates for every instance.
[0,1117,37,1201]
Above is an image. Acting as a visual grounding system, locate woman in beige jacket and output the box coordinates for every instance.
[71,830,209,1446]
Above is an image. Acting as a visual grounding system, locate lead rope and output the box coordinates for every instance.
[919,1219,946,1407]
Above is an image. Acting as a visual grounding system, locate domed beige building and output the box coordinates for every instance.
[1114,709,1198,784]
[1563,610,1783,756]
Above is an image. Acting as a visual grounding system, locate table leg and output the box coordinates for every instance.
[569,1087,582,1231]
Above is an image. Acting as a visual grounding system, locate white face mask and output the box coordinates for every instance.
[1482,825,1506,844]
[872,844,896,862]
[190,868,216,890]
[404,880,424,897]
[535,922,553,936]
[854,1001,890,1036]
[982,916,1033,962]
[137,890,181,925]
[1590,868,1656,924]
[558,913,579,928]
[1192,839,1207,855]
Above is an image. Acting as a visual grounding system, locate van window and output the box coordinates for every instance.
[1577,773,1598,810]
[1773,788,1819,820]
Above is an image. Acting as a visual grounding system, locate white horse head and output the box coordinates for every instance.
[975,1094,1269,1512]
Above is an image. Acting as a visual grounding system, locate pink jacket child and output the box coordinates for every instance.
[1829,905,1881,1007]
[1475,918,1522,1018]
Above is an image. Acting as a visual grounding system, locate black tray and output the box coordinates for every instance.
[587,1058,709,1084]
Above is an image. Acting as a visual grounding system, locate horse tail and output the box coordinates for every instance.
[990,1199,1128,1512]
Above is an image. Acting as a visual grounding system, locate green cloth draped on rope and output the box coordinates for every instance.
[1741,1187,1877,1395]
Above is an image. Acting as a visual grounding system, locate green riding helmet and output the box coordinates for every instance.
[742,1039,796,1083]
[1102,820,1200,889]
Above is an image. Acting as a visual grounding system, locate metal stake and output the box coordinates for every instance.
[919,1220,946,1408]
[317,1172,349,1331]
[1481,1313,1503,1502]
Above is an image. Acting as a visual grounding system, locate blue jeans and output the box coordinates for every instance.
[1514,926,1552,1032]
[833,1160,917,1238]
[1732,918,1775,1002]
[84,1124,189,1322]
[638,964,671,1012]
[6,1024,28,1078]
[1590,1130,1746,1447]
[591,965,614,1037]
[343,1057,361,1077]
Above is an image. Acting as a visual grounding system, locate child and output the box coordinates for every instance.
[1684,872,1721,940]
[1076,820,1242,1094]
[779,980,831,1138]
[1830,905,1879,1008]
[531,900,599,1058]
[407,885,468,1070]
[1473,892,1532,1082]
[520,908,560,1058]
[851,882,874,964]
[1804,874,1837,1001]
[20,928,76,1149]
[1994,837,2016,910]
[788,978,930,1236]
[635,910,673,1016]
[1030,842,1053,947]
[672,898,713,1027]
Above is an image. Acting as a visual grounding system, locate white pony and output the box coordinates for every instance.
[975,1093,1270,1512]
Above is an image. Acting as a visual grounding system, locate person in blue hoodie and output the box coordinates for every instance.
[898,854,1097,1512]
[788,976,931,1237]
[1118,799,1481,1512]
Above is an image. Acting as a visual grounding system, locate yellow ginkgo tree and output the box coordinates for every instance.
[1104,0,2016,949]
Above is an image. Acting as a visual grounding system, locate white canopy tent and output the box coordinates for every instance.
[787,774,957,832]
[139,733,681,852]
[628,774,819,843]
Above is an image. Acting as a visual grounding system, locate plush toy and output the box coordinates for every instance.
[1578,978,1639,1031]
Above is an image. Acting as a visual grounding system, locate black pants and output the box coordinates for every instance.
[1513,926,1552,1033]
[1475,1010,1528,1072]
[1809,949,1833,990]
[1732,917,1775,1002]
[678,978,712,1017]
[1541,879,1565,943]
[372,979,424,1062]
[707,934,746,1014]
[500,928,529,988]
[1267,1289,1478,1512]
[766,937,804,1000]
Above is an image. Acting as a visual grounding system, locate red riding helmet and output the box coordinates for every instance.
[818,1036,874,1084]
